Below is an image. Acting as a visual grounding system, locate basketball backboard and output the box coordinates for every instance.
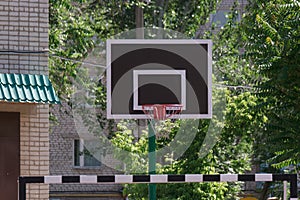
[106,39,212,119]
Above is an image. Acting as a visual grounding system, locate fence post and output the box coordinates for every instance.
[18,177,26,200]
[289,174,298,200]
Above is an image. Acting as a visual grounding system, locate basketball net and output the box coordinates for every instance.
[142,104,183,120]
[142,104,183,138]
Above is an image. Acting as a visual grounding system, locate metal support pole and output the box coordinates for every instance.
[136,1,154,198]
[289,174,298,199]
[135,0,144,39]
[283,180,287,200]
[18,177,26,200]
[148,120,156,200]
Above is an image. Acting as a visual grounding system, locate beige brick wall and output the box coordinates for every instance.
[0,0,50,199]
[0,103,49,200]
[0,0,48,75]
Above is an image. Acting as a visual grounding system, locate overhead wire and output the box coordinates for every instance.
[0,50,49,54]
[0,50,255,90]
[49,54,106,68]
[0,50,106,68]
[214,84,254,90]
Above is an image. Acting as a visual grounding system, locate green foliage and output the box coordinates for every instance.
[242,0,300,169]
[110,10,264,197]
[49,0,221,99]
[48,1,269,199]
[211,1,259,89]
[148,0,219,36]
[120,89,262,199]
[49,0,116,99]
[50,0,87,95]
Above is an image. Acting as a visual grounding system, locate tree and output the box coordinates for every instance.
[49,1,265,199]
[50,0,91,98]
[116,5,265,199]
[242,0,300,169]
[49,0,219,99]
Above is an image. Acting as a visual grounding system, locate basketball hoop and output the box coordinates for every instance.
[142,104,183,120]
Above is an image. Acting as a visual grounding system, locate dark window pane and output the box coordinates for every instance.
[84,153,101,166]
[83,140,101,167]
[74,140,80,166]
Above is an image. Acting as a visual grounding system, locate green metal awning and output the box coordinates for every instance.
[0,73,60,104]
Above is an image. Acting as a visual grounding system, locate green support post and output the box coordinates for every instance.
[148,120,156,200]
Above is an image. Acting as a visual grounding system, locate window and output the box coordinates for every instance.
[74,139,101,167]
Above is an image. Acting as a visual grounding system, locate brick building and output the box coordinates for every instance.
[0,0,59,200]
[49,103,124,199]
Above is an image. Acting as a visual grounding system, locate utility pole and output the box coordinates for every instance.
[135,0,144,39]
[135,1,156,200]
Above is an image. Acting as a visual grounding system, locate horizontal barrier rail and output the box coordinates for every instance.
[18,174,298,200]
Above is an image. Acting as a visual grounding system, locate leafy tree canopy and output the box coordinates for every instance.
[242,0,300,169]
[48,0,272,199]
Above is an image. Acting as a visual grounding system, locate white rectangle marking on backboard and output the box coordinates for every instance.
[133,69,186,110]
[106,39,112,119]
[109,113,212,119]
